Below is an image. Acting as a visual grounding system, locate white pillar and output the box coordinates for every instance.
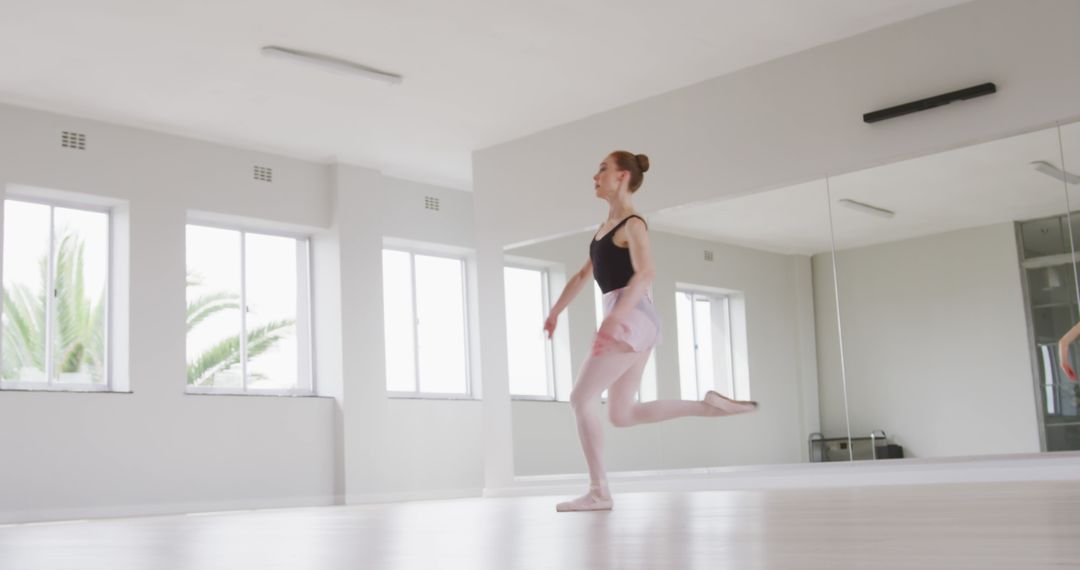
[473,189,515,492]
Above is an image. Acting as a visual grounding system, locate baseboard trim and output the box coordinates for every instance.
[486,451,1080,497]
[1,488,486,525]
[0,494,340,526]
[345,488,484,505]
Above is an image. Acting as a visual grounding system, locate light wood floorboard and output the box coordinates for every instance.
[1,481,1077,569]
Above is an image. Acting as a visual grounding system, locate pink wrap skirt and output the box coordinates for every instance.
[600,287,663,353]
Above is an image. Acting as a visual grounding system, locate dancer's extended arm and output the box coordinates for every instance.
[544,258,593,339]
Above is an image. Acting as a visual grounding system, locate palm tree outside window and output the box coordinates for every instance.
[1,199,110,389]
[185,224,313,395]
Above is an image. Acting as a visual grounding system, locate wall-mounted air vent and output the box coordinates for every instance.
[254,165,273,182]
[704,250,714,262]
[61,131,86,150]
[424,196,440,211]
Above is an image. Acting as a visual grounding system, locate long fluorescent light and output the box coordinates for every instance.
[1030,161,1080,185]
[261,46,402,86]
[838,198,895,219]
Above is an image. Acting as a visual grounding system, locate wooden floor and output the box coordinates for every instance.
[1,481,1077,569]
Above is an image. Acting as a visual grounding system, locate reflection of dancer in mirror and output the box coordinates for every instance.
[542,151,759,512]
[1058,323,1080,381]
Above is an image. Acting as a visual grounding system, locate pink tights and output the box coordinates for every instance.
[558,342,735,510]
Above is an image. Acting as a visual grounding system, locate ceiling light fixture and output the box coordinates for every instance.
[1030,161,1080,185]
[261,46,403,86]
[838,198,895,219]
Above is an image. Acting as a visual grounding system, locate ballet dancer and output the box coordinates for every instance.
[542,151,758,513]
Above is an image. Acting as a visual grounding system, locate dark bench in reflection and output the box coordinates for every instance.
[809,431,904,462]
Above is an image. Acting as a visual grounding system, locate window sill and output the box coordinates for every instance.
[387,392,480,401]
[511,396,569,403]
[185,389,326,398]
[0,386,132,394]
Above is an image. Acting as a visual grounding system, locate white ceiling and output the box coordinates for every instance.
[0,0,970,190]
[650,122,1080,256]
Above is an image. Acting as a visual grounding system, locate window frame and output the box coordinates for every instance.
[383,247,475,400]
[0,197,113,392]
[505,264,560,401]
[676,287,737,400]
[184,220,315,397]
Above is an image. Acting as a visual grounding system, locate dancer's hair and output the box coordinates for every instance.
[609,151,650,193]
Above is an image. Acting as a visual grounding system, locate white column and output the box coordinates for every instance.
[327,164,390,501]
[473,192,515,492]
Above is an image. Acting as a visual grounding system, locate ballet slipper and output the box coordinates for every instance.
[704,390,759,415]
[555,484,613,512]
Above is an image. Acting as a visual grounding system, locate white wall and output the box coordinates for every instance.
[813,222,1041,458]
[0,103,335,523]
[508,229,821,476]
[325,166,485,502]
[0,102,482,522]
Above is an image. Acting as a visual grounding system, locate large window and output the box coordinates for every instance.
[383,249,471,397]
[594,282,657,402]
[186,224,312,394]
[1,199,110,390]
[505,266,558,399]
[676,289,741,401]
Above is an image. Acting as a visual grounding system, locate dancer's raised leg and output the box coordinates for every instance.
[607,353,757,428]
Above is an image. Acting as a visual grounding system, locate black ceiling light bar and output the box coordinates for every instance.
[863,82,996,124]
